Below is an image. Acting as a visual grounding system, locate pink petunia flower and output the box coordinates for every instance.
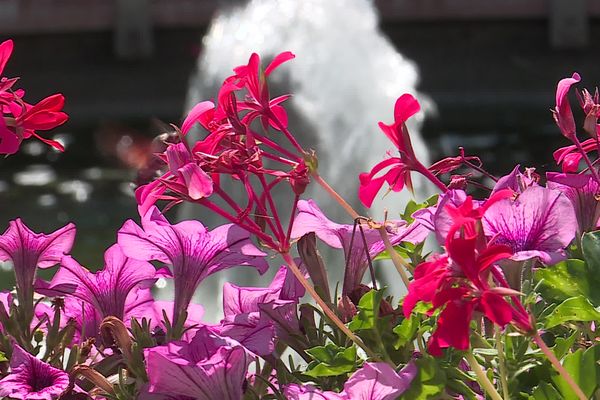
[118,206,268,330]
[144,326,249,400]
[36,244,156,340]
[0,343,70,400]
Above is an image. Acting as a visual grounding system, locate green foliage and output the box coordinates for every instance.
[531,382,562,400]
[399,356,447,399]
[545,296,600,328]
[0,351,6,362]
[393,314,419,350]
[400,194,439,224]
[304,343,357,378]
[552,345,600,400]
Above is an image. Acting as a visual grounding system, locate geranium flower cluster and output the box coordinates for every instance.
[0,40,68,154]
[0,40,599,400]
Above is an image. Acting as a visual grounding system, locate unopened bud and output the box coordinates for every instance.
[100,316,133,360]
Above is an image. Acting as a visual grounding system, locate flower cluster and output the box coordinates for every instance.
[0,40,599,400]
[0,40,68,154]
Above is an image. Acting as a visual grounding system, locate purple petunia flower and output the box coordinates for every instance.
[283,362,417,400]
[483,186,576,264]
[342,361,417,400]
[37,244,156,340]
[290,199,428,296]
[547,172,600,237]
[145,326,249,400]
[284,384,345,399]
[0,219,75,321]
[118,206,268,328]
[491,165,538,195]
[217,265,304,355]
[0,343,70,400]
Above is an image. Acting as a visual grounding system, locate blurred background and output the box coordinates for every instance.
[0,0,599,290]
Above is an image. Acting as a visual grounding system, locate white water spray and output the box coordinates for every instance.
[180,0,434,321]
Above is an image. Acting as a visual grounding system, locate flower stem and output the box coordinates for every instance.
[414,162,448,193]
[464,352,504,400]
[533,332,587,400]
[573,136,600,186]
[280,252,380,361]
[311,172,360,220]
[495,327,510,399]
[377,225,411,289]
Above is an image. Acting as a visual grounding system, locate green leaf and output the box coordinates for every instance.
[536,260,592,303]
[399,356,446,400]
[393,316,419,349]
[0,351,6,362]
[552,331,579,360]
[552,345,600,400]
[532,382,562,400]
[581,230,600,276]
[545,296,600,328]
[400,195,437,224]
[348,289,384,332]
[304,343,357,378]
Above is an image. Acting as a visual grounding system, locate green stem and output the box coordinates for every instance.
[311,172,360,220]
[377,226,410,289]
[533,332,587,400]
[465,352,504,400]
[495,327,510,399]
[280,252,381,362]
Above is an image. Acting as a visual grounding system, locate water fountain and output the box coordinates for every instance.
[180,0,434,321]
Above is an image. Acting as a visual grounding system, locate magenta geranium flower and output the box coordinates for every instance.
[547,172,600,237]
[37,244,156,339]
[0,343,70,400]
[0,218,75,322]
[483,186,576,264]
[358,94,421,207]
[404,235,524,356]
[136,142,214,215]
[145,326,250,400]
[291,199,428,296]
[118,205,268,328]
[0,39,68,154]
[553,72,581,139]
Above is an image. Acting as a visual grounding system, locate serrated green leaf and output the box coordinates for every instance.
[545,296,600,328]
[393,316,419,349]
[304,344,357,378]
[348,289,384,332]
[399,356,446,400]
[552,345,600,400]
